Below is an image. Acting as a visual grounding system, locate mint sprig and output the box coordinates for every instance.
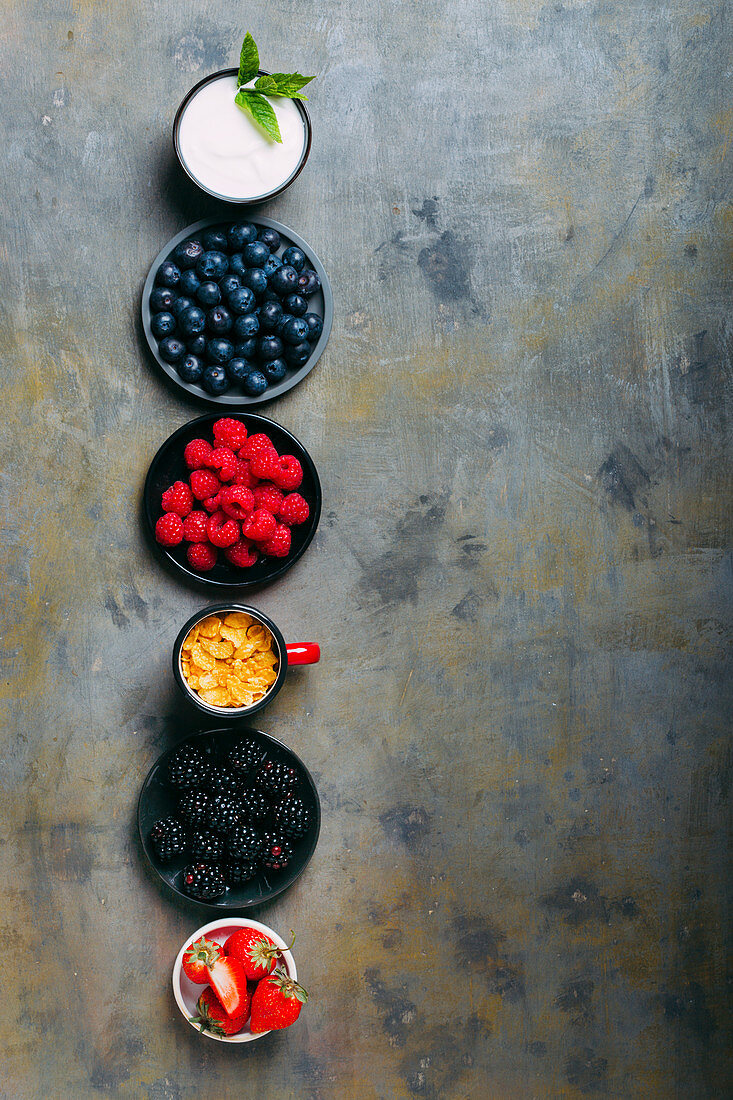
[234,33,315,144]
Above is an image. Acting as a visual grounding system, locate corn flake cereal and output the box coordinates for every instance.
[181,611,279,708]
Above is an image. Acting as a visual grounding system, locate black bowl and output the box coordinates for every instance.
[143,412,321,590]
[141,216,332,408]
[138,727,321,909]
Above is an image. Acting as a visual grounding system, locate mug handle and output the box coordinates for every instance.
[285,642,321,666]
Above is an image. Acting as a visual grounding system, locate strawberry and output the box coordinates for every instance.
[250,967,308,1033]
[224,928,294,982]
[190,987,250,1038]
[207,955,250,1018]
[182,936,224,984]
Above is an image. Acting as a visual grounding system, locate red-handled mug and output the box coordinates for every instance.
[173,603,319,718]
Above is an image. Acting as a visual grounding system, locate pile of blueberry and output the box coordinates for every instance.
[148,223,324,397]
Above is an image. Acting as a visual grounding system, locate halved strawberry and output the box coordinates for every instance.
[182,936,223,984]
[190,987,250,1037]
[225,927,294,982]
[250,967,307,1033]
[207,955,250,1018]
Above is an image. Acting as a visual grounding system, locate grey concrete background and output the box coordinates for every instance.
[0,1,731,1097]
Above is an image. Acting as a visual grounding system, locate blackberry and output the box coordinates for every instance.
[256,760,299,799]
[181,862,226,901]
[150,816,187,862]
[273,797,313,839]
[206,765,243,795]
[228,738,262,777]
[258,832,294,873]
[227,825,263,862]
[189,828,225,862]
[178,788,212,828]
[168,744,210,789]
[208,793,244,835]
[238,788,270,824]
[224,860,259,886]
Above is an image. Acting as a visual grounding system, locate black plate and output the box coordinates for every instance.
[141,216,333,408]
[143,412,321,590]
[138,727,321,909]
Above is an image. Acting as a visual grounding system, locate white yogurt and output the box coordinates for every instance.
[177,73,307,201]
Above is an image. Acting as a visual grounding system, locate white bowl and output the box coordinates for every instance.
[172,917,297,1043]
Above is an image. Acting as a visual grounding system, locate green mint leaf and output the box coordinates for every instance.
[269,72,316,98]
[254,74,278,95]
[237,33,259,86]
[235,89,282,143]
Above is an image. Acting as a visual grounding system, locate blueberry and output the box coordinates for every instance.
[151,311,176,339]
[262,357,287,383]
[150,286,175,312]
[304,312,323,340]
[179,269,201,296]
[259,301,284,332]
[201,229,228,252]
[228,287,256,316]
[276,313,294,337]
[268,265,298,297]
[196,281,222,307]
[159,336,186,363]
[298,269,321,296]
[233,313,259,339]
[282,246,306,273]
[283,340,311,366]
[242,268,268,296]
[155,260,180,288]
[228,253,247,278]
[196,251,229,281]
[228,223,258,250]
[258,227,281,253]
[258,335,284,362]
[264,254,282,276]
[206,306,233,335]
[226,357,253,383]
[234,338,258,361]
[202,364,230,395]
[242,370,268,396]
[281,316,310,345]
[172,239,203,270]
[188,334,207,357]
[206,338,234,365]
[170,296,194,318]
[177,353,205,382]
[283,293,307,317]
[220,274,242,298]
[243,241,269,268]
[179,306,206,338]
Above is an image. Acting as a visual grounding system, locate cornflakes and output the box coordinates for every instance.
[181,611,279,708]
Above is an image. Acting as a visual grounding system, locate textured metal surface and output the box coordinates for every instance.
[0,2,731,1098]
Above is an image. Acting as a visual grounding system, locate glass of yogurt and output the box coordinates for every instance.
[174,69,311,204]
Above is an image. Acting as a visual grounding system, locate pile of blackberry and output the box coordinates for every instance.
[148,738,314,902]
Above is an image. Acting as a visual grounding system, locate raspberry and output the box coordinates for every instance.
[261,523,292,558]
[231,458,258,488]
[203,493,222,513]
[250,450,279,480]
[189,469,221,501]
[240,433,277,462]
[187,542,218,571]
[253,484,284,513]
[206,446,238,482]
[184,439,213,470]
[272,454,303,491]
[220,485,255,521]
[155,513,184,547]
[213,418,248,450]
[243,508,277,543]
[279,492,310,525]
[224,538,259,568]
[182,510,209,542]
[207,510,240,548]
[161,480,193,518]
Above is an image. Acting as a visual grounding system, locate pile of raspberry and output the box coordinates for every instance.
[155,418,310,573]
